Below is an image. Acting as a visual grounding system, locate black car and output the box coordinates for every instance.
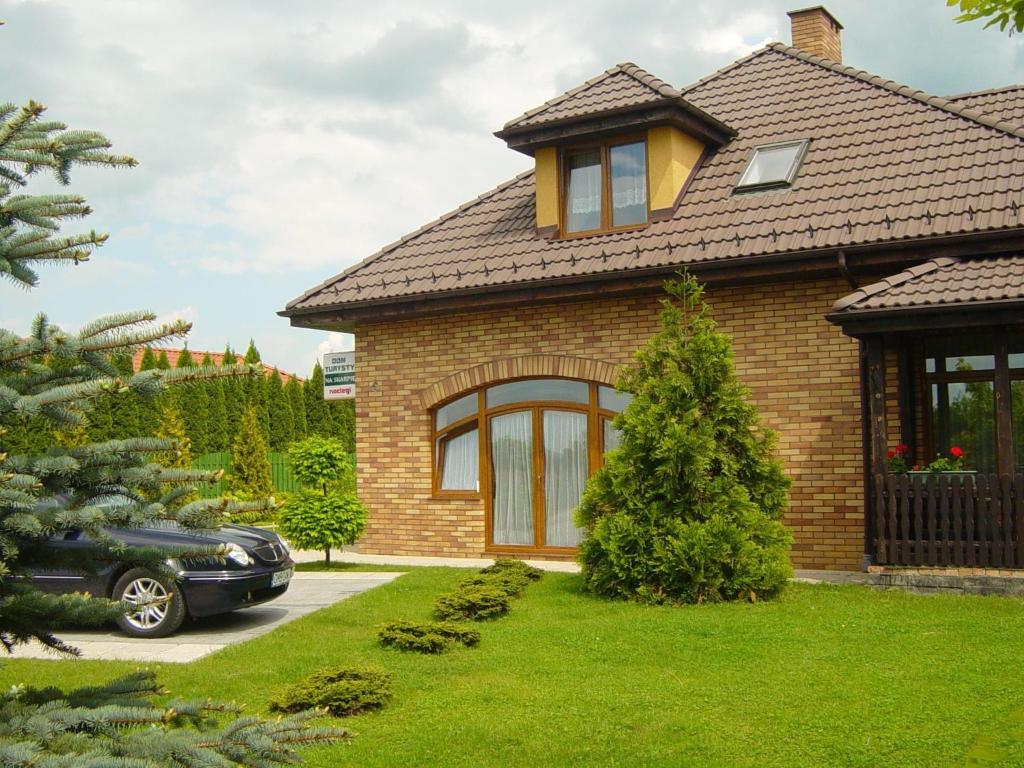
[28,521,295,638]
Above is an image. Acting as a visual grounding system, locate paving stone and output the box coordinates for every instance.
[12,571,403,663]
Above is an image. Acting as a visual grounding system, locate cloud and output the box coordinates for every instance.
[154,305,199,330]
[4,0,1024,378]
[316,331,355,363]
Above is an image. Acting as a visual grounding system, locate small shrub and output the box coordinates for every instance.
[458,571,531,597]
[434,586,511,621]
[377,620,480,654]
[480,558,544,582]
[269,666,391,717]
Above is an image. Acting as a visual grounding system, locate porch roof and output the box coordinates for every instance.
[827,254,1024,332]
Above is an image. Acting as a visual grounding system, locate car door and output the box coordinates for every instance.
[27,529,101,595]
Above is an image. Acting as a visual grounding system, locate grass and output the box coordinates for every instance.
[6,569,1024,767]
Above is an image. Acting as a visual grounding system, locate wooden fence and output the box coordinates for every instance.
[872,473,1024,568]
[192,451,298,498]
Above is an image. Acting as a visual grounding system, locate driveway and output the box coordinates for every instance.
[15,571,403,663]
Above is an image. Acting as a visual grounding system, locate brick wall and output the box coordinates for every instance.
[355,277,865,570]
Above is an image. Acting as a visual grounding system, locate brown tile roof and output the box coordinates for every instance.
[830,255,1024,314]
[948,85,1024,131]
[131,348,304,384]
[500,63,681,133]
[284,43,1024,316]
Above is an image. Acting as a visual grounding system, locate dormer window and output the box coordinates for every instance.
[735,139,809,193]
[564,139,648,235]
[494,62,736,238]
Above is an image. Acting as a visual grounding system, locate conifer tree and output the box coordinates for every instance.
[228,404,274,499]
[251,370,271,441]
[107,351,141,438]
[0,98,341,761]
[577,274,793,604]
[175,346,209,455]
[267,368,294,451]
[155,349,171,369]
[330,399,356,453]
[221,345,244,446]
[155,395,192,470]
[287,374,308,440]
[138,346,158,370]
[304,362,329,436]
[203,352,230,453]
[243,339,261,365]
[134,348,160,435]
[238,341,270,439]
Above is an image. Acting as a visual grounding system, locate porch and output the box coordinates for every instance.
[828,255,1024,571]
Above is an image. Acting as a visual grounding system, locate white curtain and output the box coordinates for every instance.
[491,412,533,545]
[440,429,478,491]
[543,410,587,547]
[566,151,602,232]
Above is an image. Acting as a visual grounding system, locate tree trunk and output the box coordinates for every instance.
[325,547,331,566]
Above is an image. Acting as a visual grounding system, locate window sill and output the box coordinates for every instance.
[431,491,482,501]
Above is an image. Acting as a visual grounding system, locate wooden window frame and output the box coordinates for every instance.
[429,378,625,554]
[921,332,1023,476]
[560,136,650,238]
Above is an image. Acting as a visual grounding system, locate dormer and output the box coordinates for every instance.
[495,63,735,238]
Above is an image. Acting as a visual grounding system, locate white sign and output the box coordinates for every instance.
[323,351,355,400]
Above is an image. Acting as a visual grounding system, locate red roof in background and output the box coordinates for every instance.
[130,348,304,384]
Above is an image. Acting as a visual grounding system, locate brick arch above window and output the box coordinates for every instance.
[419,355,622,410]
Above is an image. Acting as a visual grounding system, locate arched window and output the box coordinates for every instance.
[432,378,632,553]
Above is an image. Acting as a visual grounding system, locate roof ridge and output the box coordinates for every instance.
[767,43,1024,141]
[831,256,961,313]
[283,169,535,311]
[501,61,679,131]
[678,45,776,97]
[948,83,1024,101]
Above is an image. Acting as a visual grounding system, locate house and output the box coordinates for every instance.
[130,348,304,384]
[281,7,1024,573]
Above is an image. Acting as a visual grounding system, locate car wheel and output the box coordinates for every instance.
[112,568,186,638]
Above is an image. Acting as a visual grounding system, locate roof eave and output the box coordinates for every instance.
[826,297,1024,335]
[494,97,736,155]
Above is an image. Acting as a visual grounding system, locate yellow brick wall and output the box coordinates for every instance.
[355,278,865,570]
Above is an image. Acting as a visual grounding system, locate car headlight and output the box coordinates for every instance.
[225,543,253,567]
[276,534,290,555]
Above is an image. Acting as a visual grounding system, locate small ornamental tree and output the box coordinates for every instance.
[228,404,273,499]
[576,274,793,604]
[279,436,365,563]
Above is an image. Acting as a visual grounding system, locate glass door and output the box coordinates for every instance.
[490,410,534,546]
[489,407,587,549]
[542,410,587,547]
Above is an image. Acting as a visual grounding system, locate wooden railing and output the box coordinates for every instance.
[872,473,1024,568]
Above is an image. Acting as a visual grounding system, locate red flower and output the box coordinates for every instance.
[950,446,964,458]
[887,449,896,459]
[895,444,908,454]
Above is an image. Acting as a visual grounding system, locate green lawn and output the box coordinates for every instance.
[6,569,1024,767]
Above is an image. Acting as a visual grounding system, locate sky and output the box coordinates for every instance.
[2,0,1024,376]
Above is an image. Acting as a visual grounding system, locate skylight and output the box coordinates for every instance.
[735,139,809,192]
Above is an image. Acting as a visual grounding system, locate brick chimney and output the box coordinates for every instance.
[788,6,843,62]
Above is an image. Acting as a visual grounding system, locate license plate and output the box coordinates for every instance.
[271,568,293,588]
